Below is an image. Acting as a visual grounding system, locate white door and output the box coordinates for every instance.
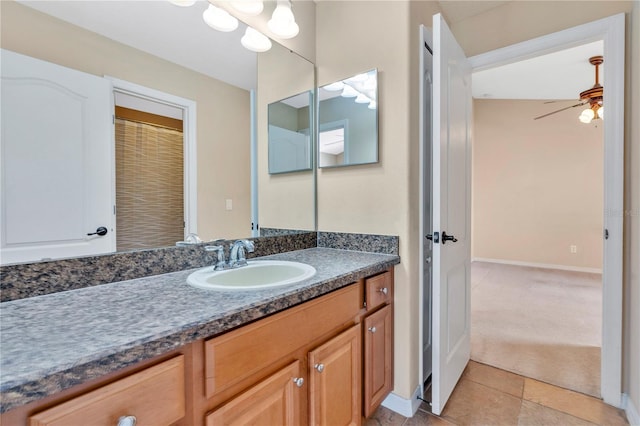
[1,50,114,264]
[430,14,473,415]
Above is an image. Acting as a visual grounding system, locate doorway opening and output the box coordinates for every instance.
[109,77,198,246]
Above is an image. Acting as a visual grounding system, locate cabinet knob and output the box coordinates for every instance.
[117,416,136,426]
[314,363,325,373]
[378,287,388,295]
[293,377,304,387]
[368,326,377,333]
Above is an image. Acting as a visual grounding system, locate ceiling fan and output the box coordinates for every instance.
[534,55,604,123]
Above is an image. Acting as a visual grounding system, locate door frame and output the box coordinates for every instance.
[106,77,198,238]
[458,13,624,407]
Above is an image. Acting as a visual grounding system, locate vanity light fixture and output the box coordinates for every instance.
[323,82,345,92]
[230,0,264,16]
[368,101,377,110]
[241,26,272,52]
[354,94,370,104]
[268,0,299,39]
[203,4,239,32]
[341,85,359,98]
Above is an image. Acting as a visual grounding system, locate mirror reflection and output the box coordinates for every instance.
[0,0,315,265]
[268,91,313,174]
[318,69,378,168]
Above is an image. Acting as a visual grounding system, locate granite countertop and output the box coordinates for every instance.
[0,247,400,413]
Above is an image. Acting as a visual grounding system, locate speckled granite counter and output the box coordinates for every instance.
[0,247,399,413]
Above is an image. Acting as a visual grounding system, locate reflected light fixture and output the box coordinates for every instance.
[354,94,370,104]
[168,0,196,6]
[268,0,299,39]
[323,82,345,92]
[241,27,272,52]
[203,4,239,32]
[341,85,358,98]
[230,0,264,16]
[368,101,377,110]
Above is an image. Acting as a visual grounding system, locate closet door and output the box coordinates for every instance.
[1,49,114,264]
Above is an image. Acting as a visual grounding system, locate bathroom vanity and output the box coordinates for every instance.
[0,248,398,425]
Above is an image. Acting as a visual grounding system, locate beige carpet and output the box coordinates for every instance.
[470,261,602,397]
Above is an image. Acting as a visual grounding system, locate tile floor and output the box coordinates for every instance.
[365,361,629,426]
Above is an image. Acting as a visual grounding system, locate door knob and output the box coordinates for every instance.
[87,226,108,236]
[426,232,439,243]
[441,231,458,244]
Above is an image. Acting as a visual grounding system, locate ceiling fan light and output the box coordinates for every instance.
[203,4,239,32]
[241,27,272,52]
[230,0,264,16]
[598,107,604,120]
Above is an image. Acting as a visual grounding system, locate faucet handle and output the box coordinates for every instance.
[205,245,226,270]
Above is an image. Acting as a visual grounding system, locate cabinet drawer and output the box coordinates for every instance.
[29,356,185,426]
[365,271,392,311]
[205,283,362,398]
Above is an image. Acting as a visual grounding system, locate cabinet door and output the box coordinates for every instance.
[363,305,393,418]
[308,324,361,426]
[206,361,303,426]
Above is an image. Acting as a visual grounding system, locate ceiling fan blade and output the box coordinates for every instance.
[543,99,580,104]
[534,102,587,120]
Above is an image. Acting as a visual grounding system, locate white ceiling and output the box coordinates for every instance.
[18,0,258,90]
[472,41,604,100]
[20,1,604,101]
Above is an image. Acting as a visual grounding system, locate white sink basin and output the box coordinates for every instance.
[187,260,317,291]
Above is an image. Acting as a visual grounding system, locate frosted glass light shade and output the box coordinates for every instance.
[368,101,377,110]
[203,4,239,32]
[230,0,264,16]
[598,107,603,120]
[355,94,370,104]
[241,27,272,52]
[323,82,345,92]
[579,108,595,123]
[341,85,358,98]
[267,0,299,39]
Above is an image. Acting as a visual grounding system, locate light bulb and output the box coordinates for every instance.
[598,107,604,120]
[203,4,239,32]
[341,85,358,98]
[230,0,264,16]
[241,27,272,52]
[581,108,595,119]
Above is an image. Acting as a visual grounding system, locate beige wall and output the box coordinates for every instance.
[316,0,639,413]
[473,99,604,270]
[1,1,252,242]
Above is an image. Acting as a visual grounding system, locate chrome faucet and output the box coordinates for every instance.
[205,245,227,270]
[228,239,255,268]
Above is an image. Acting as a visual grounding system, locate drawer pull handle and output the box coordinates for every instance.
[118,416,137,426]
[293,377,304,387]
[315,363,325,373]
[368,326,377,333]
[378,287,388,295]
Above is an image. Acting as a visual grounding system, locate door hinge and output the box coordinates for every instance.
[604,229,609,240]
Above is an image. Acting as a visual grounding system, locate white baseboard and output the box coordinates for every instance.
[472,257,602,274]
[381,385,422,418]
[624,393,640,426]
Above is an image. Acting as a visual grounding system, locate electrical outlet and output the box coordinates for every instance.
[570,245,577,254]
[225,199,233,210]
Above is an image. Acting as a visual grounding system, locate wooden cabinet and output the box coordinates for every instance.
[5,267,395,426]
[29,356,185,426]
[362,271,394,418]
[206,361,303,426]
[308,324,361,426]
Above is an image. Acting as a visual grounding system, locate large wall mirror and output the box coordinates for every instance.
[318,69,378,168]
[0,0,316,264]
